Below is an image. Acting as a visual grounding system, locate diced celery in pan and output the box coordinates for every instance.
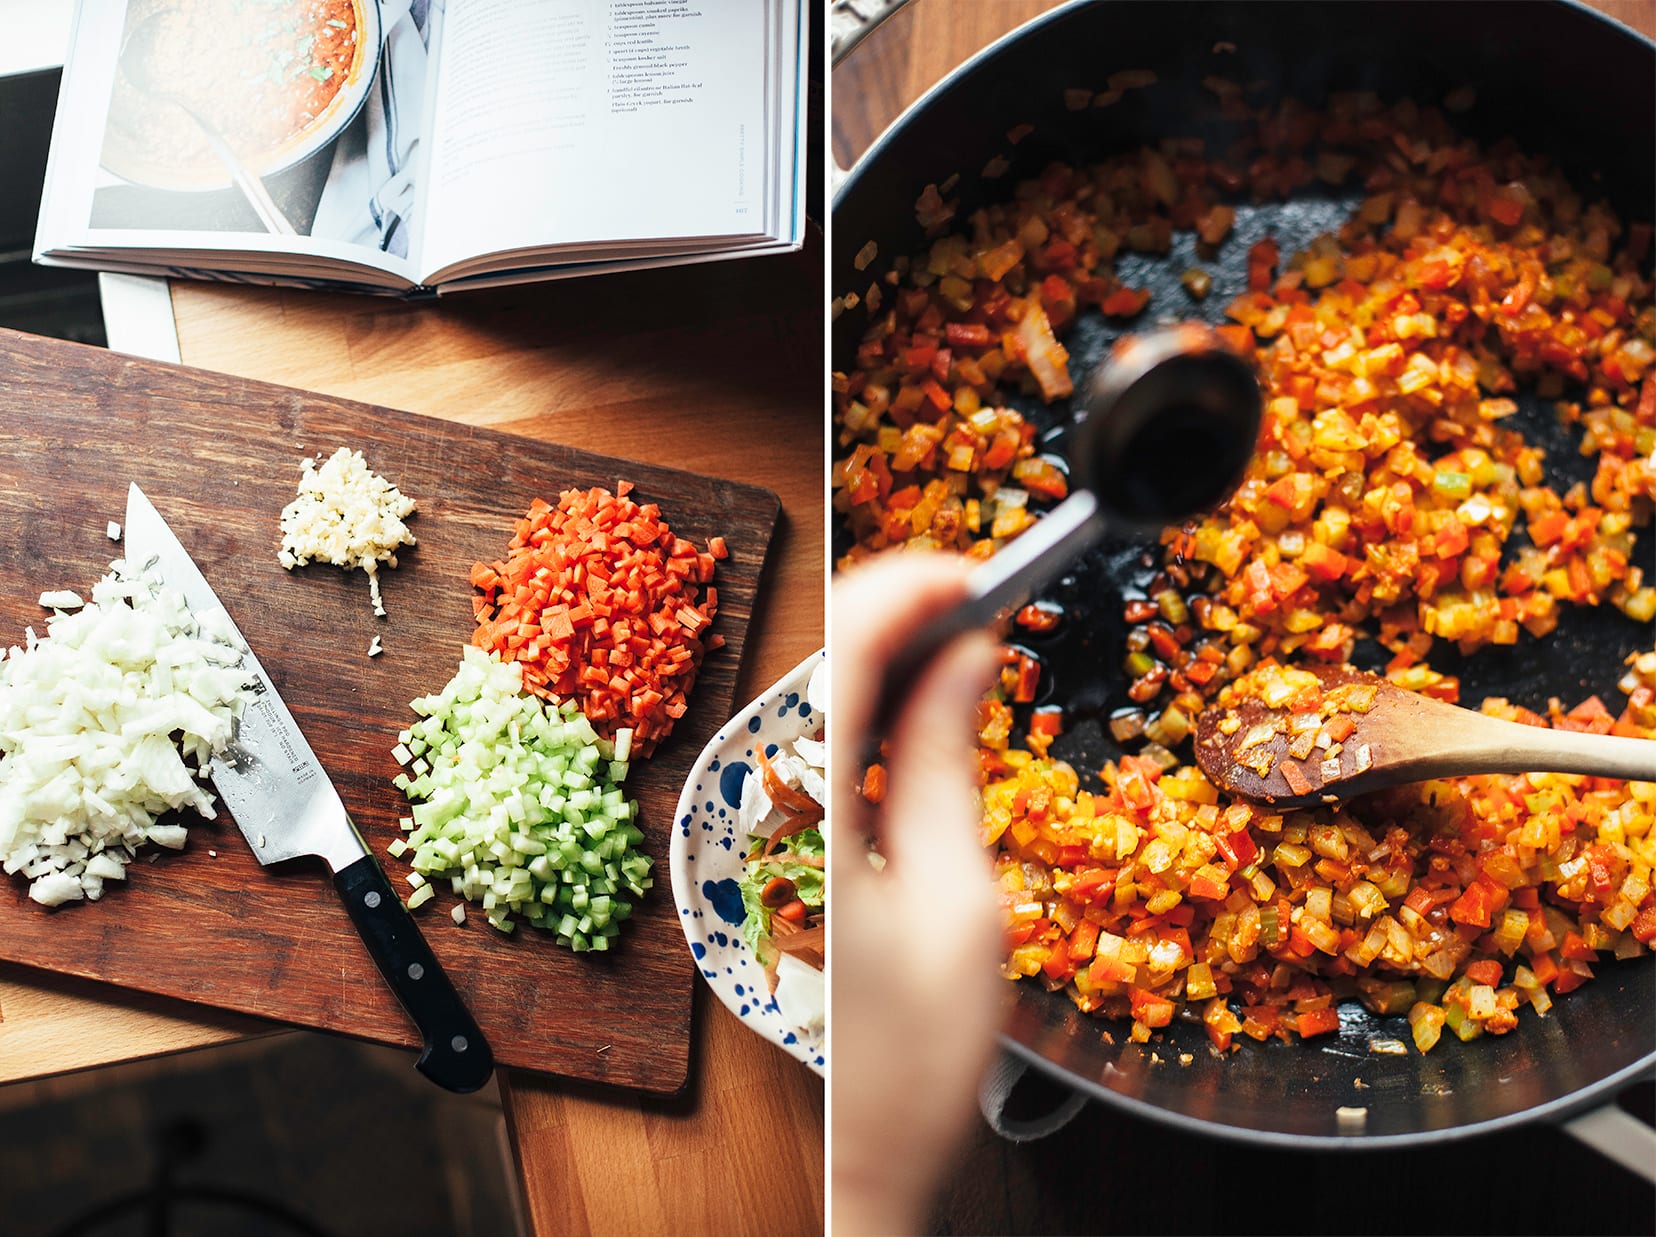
[391,646,652,950]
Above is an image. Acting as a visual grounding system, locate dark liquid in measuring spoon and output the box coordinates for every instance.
[1111,402,1252,523]
[1080,349,1259,525]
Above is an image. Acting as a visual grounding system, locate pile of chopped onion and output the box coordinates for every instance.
[391,645,653,948]
[0,564,251,906]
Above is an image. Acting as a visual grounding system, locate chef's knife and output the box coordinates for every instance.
[123,483,493,1094]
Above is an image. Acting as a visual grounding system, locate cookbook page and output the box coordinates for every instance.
[36,0,434,286]
[415,0,774,283]
[767,0,806,246]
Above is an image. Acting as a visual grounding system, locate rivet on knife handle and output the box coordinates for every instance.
[333,852,494,1094]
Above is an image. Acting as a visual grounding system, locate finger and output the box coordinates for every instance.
[881,628,999,893]
[829,552,977,811]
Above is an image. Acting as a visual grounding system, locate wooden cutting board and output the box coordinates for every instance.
[0,328,780,1095]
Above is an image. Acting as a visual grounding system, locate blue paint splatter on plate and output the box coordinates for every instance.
[719,760,750,809]
[670,651,827,1079]
[702,879,744,926]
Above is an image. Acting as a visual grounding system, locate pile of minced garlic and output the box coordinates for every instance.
[278,447,416,618]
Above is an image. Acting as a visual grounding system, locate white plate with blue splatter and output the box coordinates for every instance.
[669,648,826,1075]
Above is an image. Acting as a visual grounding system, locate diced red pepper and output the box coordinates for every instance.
[921,377,952,411]
[1268,562,1309,599]
[1281,762,1314,798]
[1300,541,1348,581]
[1295,1007,1341,1038]
[1404,886,1437,917]
[1040,238,1078,272]
[1069,867,1115,901]
[1015,604,1062,633]
[1449,876,1507,929]
[1559,931,1598,962]
[945,321,993,349]
[1187,868,1230,901]
[1487,191,1524,227]
[1100,287,1152,317]
[1244,559,1277,613]
[1528,510,1569,546]
[1434,518,1470,559]
[982,431,1020,471]
[1041,946,1077,982]
[1553,963,1593,994]
[1029,709,1063,740]
[1264,475,1301,509]
[1041,274,1075,310]
[1215,323,1255,355]
[1012,654,1041,704]
[1068,920,1101,963]
[1089,935,1136,985]
[860,763,887,804]
[1004,920,1037,947]
[1529,951,1560,987]
[1247,237,1280,291]
[1416,258,1455,290]
[1464,959,1504,987]
[1129,987,1176,1028]
[1217,828,1259,870]
[1117,764,1156,812]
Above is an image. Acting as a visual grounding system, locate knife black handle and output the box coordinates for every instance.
[333,855,494,1094]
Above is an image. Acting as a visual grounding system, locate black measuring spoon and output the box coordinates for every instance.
[869,324,1263,735]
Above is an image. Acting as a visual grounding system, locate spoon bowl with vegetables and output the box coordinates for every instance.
[1194,660,1656,809]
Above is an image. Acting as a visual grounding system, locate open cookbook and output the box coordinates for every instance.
[35,0,808,295]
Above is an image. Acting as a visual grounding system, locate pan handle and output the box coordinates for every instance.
[1564,1103,1656,1184]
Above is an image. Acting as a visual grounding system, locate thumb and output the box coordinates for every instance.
[880,629,999,885]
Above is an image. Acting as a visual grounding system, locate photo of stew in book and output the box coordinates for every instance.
[103,0,365,187]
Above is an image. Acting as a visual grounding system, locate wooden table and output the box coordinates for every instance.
[0,242,825,1235]
[833,2,1654,1234]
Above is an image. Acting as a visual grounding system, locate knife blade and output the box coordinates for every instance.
[123,483,493,1093]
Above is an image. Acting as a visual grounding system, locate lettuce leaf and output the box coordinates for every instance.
[738,827,826,962]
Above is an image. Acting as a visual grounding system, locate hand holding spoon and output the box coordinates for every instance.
[1194,662,1655,809]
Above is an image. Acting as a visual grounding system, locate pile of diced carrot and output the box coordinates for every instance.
[470,483,726,757]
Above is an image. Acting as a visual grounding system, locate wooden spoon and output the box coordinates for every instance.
[1194,662,1655,809]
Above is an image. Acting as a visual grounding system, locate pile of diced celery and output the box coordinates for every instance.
[389,646,652,949]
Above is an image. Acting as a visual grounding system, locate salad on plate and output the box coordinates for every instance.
[735,672,827,1034]
[670,649,828,1072]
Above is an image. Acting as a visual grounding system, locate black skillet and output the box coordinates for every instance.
[833,0,1656,1148]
